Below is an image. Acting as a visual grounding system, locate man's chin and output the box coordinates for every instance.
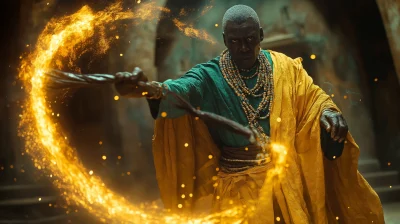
[237,61,256,70]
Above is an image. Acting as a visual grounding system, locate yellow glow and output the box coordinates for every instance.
[17,2,269,223]
[310,54,316,59]
[114,95,119,101]
[161,112,167,117]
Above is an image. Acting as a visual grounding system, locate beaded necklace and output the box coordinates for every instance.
[219,49,274,142]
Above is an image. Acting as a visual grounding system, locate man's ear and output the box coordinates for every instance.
[223,32,227,47]
[259,27,264,41]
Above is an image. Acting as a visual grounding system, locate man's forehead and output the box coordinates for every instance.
[225,27,258,38]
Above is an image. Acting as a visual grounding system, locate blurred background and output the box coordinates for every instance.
[0,0,399,223]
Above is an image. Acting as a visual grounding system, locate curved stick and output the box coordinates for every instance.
[43,69,256,141]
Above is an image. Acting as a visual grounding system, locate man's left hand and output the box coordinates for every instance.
[320,109,348,143]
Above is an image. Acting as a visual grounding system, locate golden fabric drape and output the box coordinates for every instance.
[152,51,384,223]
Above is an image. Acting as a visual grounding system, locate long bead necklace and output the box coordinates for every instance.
[219,49,274,140]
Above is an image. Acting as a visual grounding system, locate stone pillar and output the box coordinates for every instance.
[376,0,400,84]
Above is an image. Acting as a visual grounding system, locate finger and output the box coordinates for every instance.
[320,115,331,132]
[132,67,143,79]
[329,115,339,140]
[337,116,348,142]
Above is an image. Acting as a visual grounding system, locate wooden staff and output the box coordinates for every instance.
[44,69,256,142]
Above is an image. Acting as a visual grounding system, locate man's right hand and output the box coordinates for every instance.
[114,67,158,98]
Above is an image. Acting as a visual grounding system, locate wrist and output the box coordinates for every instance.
[145,81,167,99]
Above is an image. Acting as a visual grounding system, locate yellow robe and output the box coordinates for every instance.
[152,51,384,223]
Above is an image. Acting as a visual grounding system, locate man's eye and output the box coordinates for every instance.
[247,37,254,42]
[231,39,238,43]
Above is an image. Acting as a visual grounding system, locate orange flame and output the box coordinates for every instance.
[172,18,216,44]
[18,1,284,223]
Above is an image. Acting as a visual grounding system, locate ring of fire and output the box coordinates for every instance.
[18,2,286,223]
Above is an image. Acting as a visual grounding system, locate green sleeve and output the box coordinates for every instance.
[155,69,206,119]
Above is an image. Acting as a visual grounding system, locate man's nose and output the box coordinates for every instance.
[239,41,250,52]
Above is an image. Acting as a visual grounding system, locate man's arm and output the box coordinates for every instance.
[293,58,348,159]
[114,67,206,119]
[150,71,205,119]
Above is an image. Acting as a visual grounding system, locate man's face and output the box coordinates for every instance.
[223,18,264,70]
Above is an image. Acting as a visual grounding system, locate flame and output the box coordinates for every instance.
[17,1,285,223]
[172,18,216,44]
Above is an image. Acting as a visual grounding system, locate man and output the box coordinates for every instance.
[115,5,384,223]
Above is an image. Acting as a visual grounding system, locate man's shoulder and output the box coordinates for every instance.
[187,56,221,77]
[266,50,303,67]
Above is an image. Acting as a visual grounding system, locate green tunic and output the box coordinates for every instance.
[152,50,273,148]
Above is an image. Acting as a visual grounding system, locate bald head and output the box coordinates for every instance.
[222,5,260,32]
[221,5,263,70]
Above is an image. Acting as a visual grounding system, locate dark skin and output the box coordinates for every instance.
[114,18,349,143]
[223,18,264,70]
